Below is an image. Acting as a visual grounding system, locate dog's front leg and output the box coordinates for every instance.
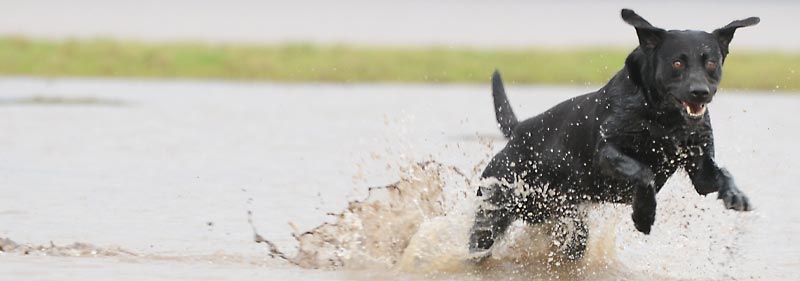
[597,143,657,234]
[686,149,752,211]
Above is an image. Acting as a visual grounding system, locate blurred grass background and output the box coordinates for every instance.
[0,36,797,91]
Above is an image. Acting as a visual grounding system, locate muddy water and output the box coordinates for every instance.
[0,78,797,280]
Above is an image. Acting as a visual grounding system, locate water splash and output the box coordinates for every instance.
[259,161,454,269]
[257,160,642,280]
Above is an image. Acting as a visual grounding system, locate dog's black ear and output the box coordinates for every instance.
[621,9,666,50]
[713,17,760,59]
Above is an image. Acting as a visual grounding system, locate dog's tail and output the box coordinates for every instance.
[492,70,518,138]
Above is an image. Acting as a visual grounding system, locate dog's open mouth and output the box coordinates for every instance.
[679,100,707,118]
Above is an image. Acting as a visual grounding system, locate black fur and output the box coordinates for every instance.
[469,9,758,261]
[492,70,518,138]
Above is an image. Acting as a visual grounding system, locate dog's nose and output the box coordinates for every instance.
[690,85,710,99]
[691,89,709,99]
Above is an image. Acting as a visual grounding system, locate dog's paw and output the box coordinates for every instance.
[719,189,752,211]
[631,208,655,234]
[632,183,656,234]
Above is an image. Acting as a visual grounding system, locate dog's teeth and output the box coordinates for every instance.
[683,103,706,118]
[684,104,706,117]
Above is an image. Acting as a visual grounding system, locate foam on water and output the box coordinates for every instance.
[0,237,137,257]
[0,236,280,267]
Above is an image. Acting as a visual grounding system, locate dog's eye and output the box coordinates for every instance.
[706,61,717,70]
[672,60,683,69]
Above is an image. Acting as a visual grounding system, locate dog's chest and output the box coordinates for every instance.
[619,120,712,168]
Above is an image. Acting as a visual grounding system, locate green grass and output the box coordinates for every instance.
[0,36,798,91]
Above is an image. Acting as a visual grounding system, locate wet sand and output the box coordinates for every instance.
[0,77,798,280]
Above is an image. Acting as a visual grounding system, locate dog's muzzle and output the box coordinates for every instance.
[680,100,707,118]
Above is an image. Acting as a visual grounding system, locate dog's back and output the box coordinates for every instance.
[486,70,631,194]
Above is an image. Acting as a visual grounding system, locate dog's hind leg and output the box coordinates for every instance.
[468,183,515,261]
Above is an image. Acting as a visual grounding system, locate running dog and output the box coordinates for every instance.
[469,9,759,261]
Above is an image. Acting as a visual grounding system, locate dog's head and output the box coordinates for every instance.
[621,9,759,121]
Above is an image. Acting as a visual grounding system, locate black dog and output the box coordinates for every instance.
[469,9,759,261]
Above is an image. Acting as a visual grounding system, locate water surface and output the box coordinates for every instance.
[0,78,797,280]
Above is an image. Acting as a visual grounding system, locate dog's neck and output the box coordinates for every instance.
[605,67,658,108]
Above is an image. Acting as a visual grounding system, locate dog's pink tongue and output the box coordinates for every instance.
[688,103,703,114]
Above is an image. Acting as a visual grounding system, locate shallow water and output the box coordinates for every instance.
[0,78,798,280]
